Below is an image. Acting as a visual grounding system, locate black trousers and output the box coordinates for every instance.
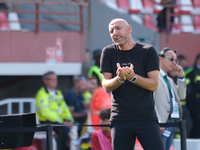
[40,121,69,150]
[110,120,164,150]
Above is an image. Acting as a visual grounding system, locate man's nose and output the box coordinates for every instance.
[113,29,118,35]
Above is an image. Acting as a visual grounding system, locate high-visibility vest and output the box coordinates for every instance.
[83,91,92,103]
[88,65,102,83]
[89,87,111,130]
[35,87,74,123]
[180,67,194,106]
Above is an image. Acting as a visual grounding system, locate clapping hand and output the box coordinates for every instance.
[116,63,135,81]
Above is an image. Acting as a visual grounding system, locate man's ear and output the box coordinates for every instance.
[128,25,132,33]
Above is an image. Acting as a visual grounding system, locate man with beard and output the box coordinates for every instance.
[100,18,164,150]
[64,76,88,137]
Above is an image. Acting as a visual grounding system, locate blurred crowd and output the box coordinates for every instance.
[168,53,200,139]
[35,50,113,150]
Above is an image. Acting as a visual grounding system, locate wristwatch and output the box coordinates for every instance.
[129,74,137,83]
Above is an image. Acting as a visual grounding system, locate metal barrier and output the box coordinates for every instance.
[160,120,187,150]
[0,121,187,150]
[0,98,187,150]
[0,0,89,33]
[0,98,35,115]
[0,124,54,150]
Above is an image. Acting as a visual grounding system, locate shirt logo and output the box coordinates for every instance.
[121,62,132,67]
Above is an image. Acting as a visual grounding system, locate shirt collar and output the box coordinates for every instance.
[160,68,167,77]
[102,130,111,138]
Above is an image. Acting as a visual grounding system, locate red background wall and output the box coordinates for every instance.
[160,33,200,66]
[0,31,86,63]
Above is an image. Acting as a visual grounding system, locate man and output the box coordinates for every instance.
[189,53,200,138]
[35,71,74,150]
[100,18,164,150]
[155,0,175,32]
[177,54,193,138]
[154,47,186,150]
[64,76,88,137]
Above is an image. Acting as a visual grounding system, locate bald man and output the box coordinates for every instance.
[100,18,164,150]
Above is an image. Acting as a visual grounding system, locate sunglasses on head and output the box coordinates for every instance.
[164,55,178,64]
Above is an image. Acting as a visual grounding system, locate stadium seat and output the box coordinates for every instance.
[8,12,21,31]
[179,0,194,33]
[142,0,157,31]
[129,0,143,24]
[143,15,157,31]
[193,0,200,31]
[153,0,164,11]
[0,12,10,31]
[116,0,129,9]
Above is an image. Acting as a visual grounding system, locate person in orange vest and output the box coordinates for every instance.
[89,77,111,130]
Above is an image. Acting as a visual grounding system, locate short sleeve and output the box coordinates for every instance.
[64,92,75,108]
[145,46,159,73]
[100,47,113,73]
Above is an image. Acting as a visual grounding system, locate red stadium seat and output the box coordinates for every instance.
[192,0,200,31]
[179,0,194,33]
[116,0,129,9]
[0,12,10,31]
[142,0,160,14]
[142,0,157,31]
[143,15,157,32]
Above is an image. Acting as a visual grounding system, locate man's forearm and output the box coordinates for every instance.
[102,76,123,93]
[72,111,87,119]
[134,75,158,92]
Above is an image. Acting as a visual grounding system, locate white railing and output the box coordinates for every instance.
[0,98,35,115]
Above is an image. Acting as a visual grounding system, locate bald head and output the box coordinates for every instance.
[109,18,129,28]
[108,18,134,50]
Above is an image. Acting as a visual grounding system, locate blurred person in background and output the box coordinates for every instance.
[91,108,143,150]
[0,0,12,11]
[91,108,112,150]
[82,78,95,104]
[89,76,99,94]
[188,53,200,138]
[35,71,74,150]
[168,54,193,138]
[64,76,88,137]
[88,49,102,86]
[154,48,186,150]
[89,75,111,131]
[150,0,175,32]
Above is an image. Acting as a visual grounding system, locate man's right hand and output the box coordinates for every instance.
[116,63,126,81]
[160,127,165,134]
